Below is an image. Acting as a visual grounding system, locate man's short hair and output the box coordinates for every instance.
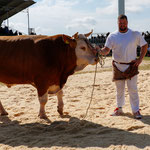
[118,14,128,21]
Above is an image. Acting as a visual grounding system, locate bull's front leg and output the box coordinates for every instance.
[38,92,48,119]
[56,90,64,115]
[0,101,8,116]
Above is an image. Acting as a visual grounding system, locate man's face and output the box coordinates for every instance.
[118,18,128,32]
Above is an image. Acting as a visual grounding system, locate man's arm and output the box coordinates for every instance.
[133,43,148,66]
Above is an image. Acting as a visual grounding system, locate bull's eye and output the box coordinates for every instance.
[80,46,86,51]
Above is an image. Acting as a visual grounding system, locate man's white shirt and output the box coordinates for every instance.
[105,28,147,72]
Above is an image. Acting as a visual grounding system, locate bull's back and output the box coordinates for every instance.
[0,35,73,85]
[0,36,48,84]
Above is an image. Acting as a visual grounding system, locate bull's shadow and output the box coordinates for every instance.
[0,116,150,149]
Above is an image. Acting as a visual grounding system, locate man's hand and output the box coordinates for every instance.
[131,58,142,67]
[132,43,148,67]
[94,45,110,56]
[93,45,101,55]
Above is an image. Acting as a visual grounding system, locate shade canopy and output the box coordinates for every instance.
[0,0,35,25]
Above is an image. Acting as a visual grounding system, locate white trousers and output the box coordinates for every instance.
[115,75,139,113]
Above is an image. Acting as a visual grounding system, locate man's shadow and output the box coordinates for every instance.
[123,112,150,125]
[0,115,150,149]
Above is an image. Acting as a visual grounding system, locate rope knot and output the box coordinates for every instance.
[96,51,106,67]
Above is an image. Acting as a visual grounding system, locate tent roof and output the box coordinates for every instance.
[0,0,35,24]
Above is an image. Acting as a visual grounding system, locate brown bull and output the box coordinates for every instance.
[0,31,98,119]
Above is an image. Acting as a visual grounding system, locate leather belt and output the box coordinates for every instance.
[113,60,132,65]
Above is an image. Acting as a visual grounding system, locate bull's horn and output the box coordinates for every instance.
[84,29,93,37]
[72,32,78,39]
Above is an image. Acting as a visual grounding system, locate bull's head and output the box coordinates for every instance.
[63,30,98,72]
[72,30,98,71]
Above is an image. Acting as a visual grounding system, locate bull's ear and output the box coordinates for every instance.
[84,29,93,37]
[72,32,78,39]
[62,34,76,48]
[62,34,72,45]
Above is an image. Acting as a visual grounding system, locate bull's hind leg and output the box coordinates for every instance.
[0,101,8,116]
[38,92,48,119]
[56,90,64,115]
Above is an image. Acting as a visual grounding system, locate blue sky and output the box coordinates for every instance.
[4,0,150,36]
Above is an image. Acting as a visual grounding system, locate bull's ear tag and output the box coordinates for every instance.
[65,40,69,44]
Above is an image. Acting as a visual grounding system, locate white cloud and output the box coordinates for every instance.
[126,0,150,13]
[9,22,27,34]
[96,0,117,15]
[66,17,97,33]
[35,0,78,8]
[5,0,150,36]
[85,0,94,3]
[8,11,29,34]
[29,0,97,35]
[95,0,150,15]
[8,0,79,35]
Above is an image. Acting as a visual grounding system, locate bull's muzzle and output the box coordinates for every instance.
[95,56,99,64]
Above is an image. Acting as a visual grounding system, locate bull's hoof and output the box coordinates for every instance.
[38,113,48,119]
[0,111,8,116]
[57,106,63,115]
[48,91,51,94]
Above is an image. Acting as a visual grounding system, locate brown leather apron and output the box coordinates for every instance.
[112,60,139,81]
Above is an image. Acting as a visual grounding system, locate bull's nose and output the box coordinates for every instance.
[95,57,99,63]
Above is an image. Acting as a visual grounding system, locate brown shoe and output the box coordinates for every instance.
[133,111,142,119]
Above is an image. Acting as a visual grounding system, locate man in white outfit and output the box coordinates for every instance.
[96,14,148,119]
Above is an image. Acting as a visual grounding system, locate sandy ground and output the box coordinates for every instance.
[0,57,150,150]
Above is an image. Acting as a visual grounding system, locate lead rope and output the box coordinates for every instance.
[97,52,106,67]
[82,53,106,120]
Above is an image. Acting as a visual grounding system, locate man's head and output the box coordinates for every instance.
[118,14,128,33]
